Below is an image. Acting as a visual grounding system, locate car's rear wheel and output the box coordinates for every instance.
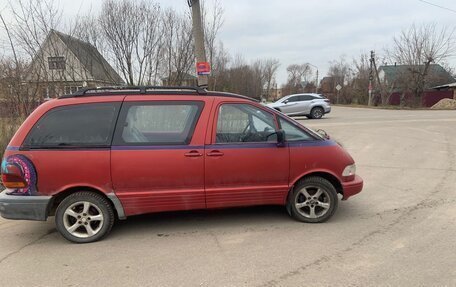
[310,107,324,119]
[55,192,114,243]
[289,177,338,223]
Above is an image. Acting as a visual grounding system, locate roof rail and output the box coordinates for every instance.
[61,86,207,98]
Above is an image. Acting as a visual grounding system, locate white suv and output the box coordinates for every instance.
[267,93,331,119]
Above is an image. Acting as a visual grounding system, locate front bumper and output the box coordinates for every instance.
[0,190,52,221]
[341,175,363,200]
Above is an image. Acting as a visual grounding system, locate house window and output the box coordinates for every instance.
[48,57,65,70]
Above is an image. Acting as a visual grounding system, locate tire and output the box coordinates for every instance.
[288,176,338,223]
[310,107,324,119]
[55,192,115,243]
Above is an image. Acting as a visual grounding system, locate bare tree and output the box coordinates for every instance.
[1,0,65,115]
[263,58,280,100]
[283,63,311,95]
[72,15,106,52]
[209,41,230,90]
[161,9,195,86]
[388,23,456,105]
[328,56,353,104]
[251,59,266,98]
[8,0,62,58]
[213,55,273,99]
[201,0,224,68]
[99,0,162,86]
[351,53,370,105]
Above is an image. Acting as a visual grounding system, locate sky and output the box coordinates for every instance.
[0,0,455,85]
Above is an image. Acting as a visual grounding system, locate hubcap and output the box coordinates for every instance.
[63,201,104,238]
[295,186,331,219]
[313,109,322,118]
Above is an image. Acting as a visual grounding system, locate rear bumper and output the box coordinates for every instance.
[341,175,363,200]
[324,106,331,114]
[0,190,51,221]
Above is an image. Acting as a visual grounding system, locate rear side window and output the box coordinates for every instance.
[299,95,313,101]
[23,103,120,148]
[113,101,203,145]
[286,96,300,103]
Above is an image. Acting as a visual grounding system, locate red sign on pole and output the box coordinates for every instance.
[196,62,211,75]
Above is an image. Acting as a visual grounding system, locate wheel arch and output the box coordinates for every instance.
[48,186,126,220]
[310,105,324,112]
[289,171,343,198]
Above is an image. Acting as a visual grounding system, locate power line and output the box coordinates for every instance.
[418,0,456,14]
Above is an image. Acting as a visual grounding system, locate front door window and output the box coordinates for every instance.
[216,104,276,143]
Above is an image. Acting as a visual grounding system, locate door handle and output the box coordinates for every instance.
[207,150,224,157]
[184,150,203,157]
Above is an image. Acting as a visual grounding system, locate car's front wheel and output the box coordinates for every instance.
[289,177,338,223]
[55,192,114,243]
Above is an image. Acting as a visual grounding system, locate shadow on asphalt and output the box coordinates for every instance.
[111,205,290,237]
[108,202,358,239]
[290,116,331,121]
[18,200,359,243]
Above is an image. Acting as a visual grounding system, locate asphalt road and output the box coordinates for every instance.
[1,106,455,286]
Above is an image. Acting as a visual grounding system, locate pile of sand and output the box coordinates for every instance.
[431,98,456,110]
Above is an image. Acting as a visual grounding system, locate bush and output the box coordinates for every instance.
[0,117,22,161]
[0,117,22,189]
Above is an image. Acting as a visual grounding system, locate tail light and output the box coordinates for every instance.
[324,99,330,103]
[2,173,28,189]
[1,163,28,189]
[1,154,37,195]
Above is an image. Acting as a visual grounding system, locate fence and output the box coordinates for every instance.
[388,90,453,107]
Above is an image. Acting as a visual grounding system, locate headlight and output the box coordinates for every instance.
[342,164,356,177]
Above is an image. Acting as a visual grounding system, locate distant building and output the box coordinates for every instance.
[27,29,124,98]
[432,82,456,99]
[265,87,282,101]
[378,64,455,92]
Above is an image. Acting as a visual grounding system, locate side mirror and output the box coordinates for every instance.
[315,129,330,140]
[283,100,289,104]
[266,129,286,147]
[276,129,285,147]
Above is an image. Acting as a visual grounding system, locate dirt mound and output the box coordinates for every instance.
[431,98,456,110]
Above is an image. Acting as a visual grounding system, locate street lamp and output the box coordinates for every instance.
[307,63,319,94]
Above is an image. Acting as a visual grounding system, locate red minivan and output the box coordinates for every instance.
[0,87,363,243]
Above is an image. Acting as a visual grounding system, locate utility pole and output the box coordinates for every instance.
[368,50,374,106]
[188,0,209,88]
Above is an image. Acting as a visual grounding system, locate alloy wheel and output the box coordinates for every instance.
[63,201,104,238]
[294,185,331,219]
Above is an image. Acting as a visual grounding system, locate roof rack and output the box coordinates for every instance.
[58,86,259,102]
[60,86,207,98]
